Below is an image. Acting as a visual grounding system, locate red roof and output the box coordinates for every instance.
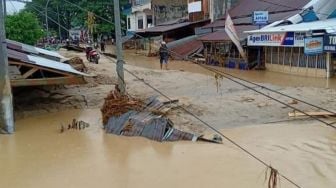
[198,25,259,41]
[169,38,203,59]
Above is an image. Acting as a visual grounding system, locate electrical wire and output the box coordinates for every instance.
[36,6,303,187]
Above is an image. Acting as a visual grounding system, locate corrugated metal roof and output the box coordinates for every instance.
[229,0,310,18]
[137,19,211,34]
[137,22,191,33]
[199,25,259,41]
[7,48,88,76]
[246,18,336,33]
[6,39,65,60]
[169,37,203,59]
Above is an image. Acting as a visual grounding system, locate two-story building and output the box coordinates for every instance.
[127,0,188,31]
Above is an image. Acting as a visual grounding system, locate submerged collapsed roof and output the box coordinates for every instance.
[245,18,336,33]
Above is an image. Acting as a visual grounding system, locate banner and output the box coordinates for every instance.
[188,1,202,13]
[247,32,305,47]
[225,14,247,61]
[304,37,323,55]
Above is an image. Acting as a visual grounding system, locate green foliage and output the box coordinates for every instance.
[24,0,129,38]
[5,12,44,45]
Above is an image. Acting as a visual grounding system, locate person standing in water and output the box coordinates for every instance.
[159,41,169,70]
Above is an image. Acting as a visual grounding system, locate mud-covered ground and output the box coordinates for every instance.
[14,47,336,135]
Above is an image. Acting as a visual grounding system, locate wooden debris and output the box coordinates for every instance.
[68,57,87,72]
[61,119,90,132]
[288,111,336,118]
[265,166,279,188]
[101,90,144,125]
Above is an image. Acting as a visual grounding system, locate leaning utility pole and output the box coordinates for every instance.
[0,0,14,134]
[113,0,126,94]
[3,0,6,18]
[57,4,61,40]
[45,0,50,43]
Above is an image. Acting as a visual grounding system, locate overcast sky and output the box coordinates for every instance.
[6,1,26,15]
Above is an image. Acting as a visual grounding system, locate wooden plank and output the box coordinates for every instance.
[9,61,73,77]
[22,67,39,79]
[8,66,23,80]
[11,76,86,87]
[288,111,336,118]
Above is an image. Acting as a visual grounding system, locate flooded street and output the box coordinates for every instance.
[3,48,336,188]
[1,109,336,188]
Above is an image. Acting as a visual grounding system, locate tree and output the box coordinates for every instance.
[24,0,129,38]
[5,12,44,45]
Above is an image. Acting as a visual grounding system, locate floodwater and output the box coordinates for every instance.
[121,49,336,89]
[1,109,336,188]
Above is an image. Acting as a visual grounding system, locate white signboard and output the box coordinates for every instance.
[69,29,81,40]
[253,11,269,25]
[247,32,305,47]
[188,1,202,13]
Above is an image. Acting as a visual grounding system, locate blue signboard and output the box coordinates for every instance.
[253,11,269,25]
[282,32,294,46]
[304,37,324,55]
[324,34,336,53]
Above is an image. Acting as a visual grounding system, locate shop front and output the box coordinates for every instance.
[247,32,333,78]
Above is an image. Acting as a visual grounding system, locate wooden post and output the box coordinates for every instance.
[327,52,331,78]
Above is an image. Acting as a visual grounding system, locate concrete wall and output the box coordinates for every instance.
[209,0,239,21]
[152,0,188,25]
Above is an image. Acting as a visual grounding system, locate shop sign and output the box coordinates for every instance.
[248,32,304,47]
[323,34,336,53]
[253,11,269,25]
[304,37,324,55]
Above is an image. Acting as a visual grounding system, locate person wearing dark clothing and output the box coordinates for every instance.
[159,41,169,70]
[101,40,105,52]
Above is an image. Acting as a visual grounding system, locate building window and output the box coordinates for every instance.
[127,18,131,29]
[138,17,144,29]
[147,15,153,27]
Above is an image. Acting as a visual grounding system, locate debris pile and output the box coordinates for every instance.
[101,90,144,125]
[60,119,90,133]
[101,90,222,143]
[68,57,87,72]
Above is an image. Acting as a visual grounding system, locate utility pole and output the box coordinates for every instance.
[3,0,6,18]
[0,0,14,134]
[113,0,126,94]
[57,4,61,40]
[45,0,50,43]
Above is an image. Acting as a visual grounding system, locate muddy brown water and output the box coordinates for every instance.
[1,109,336,188]
[121,49,336,89]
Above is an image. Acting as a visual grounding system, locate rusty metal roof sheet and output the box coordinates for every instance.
[7,48,88,76]
[169,37,203,59]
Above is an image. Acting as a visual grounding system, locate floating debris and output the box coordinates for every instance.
[102,90,221,143]
[60,119,90,133]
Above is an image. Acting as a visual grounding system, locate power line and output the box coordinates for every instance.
[101,53,302,188]
[37,3,318,187]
